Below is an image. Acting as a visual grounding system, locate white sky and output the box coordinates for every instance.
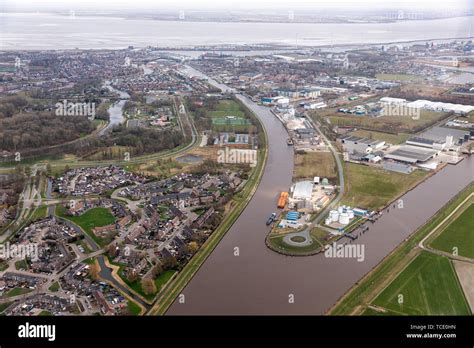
[3,0,471,11]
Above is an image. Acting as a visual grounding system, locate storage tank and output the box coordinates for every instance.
[339,213,350,225]
[330,210,339,222]
[325,217,332,226]
[347,209,355,219]
[337,206,344,214]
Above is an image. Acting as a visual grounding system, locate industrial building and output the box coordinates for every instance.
[383,161,415,174]
[276,88,321,99]
[416,126,472,147]
[339,135,386,154]
[380,97,474,115]
[292,181,314,200]
[405,137,448,151]
[406,100,474,115]
[384,146,439,164]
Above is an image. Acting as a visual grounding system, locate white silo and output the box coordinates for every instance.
[330,210,339,222]
[339,213,350,225]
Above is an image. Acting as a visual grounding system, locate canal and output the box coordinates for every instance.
[167,67,474,315]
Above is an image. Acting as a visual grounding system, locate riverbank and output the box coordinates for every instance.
[329,182,474,315]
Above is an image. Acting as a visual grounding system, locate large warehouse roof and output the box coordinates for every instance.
[418,126,470,143]
[341,135,385,147]
[293,181,313,200]
[384,146,438,163]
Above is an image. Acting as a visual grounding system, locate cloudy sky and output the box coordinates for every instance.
[3,0,472,11]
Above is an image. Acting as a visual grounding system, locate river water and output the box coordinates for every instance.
[167,69,474,314]
[1,13,473,50]
[99,84,130,135]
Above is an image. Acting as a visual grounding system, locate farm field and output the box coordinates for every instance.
[371,251,471,315]
[326,109,447,133]
[430,203,474,259]
[348,129,410,145]
[294,151,337,181]
[341,163,428,210]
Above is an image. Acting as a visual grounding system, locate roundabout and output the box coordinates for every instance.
[283,230,313,247]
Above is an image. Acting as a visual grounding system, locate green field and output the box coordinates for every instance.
[154,270,176,290]
[5,287,33,298]
[0,301,13,313]
[126,300,142,315]
[372,251,470,315]
[56,206,116,246]
[342,163,428,210]
[349,130,410,145]
[430,203,474,259]
[0,261,8,272]
[48,282,60,292]
[31,205,48,221]
[267,227,332,255]
[207,100,253,132]
[328,109,446,133]
[294,151,337,181]
[209,100,246,118]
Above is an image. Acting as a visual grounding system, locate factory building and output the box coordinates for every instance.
[380,97,474,115]
[384,146,439,164]
[292,181,314,200]
[339,135,386,154]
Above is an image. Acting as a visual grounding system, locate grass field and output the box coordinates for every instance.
[5,287,33,298]
[267,227,333,255]
[30,205,48,221]
[430,203,474,259]
[59,207,115,234]
[57,206,116,246]
[48,282,60,292]
[342,163,428,210]
[127,300,142,315]
[371,251,470,315]
[207,100,253,132]
[209,100,246,118]
[0,301,13,313]
[349,130,410,145]
[294,151,337,181]
[327,109,446,133]
[0,261,8,272]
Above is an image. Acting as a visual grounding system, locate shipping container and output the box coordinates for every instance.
[277,192,289,209]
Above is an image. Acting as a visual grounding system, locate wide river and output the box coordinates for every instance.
[1,13,473,50]
[167,68,474,315]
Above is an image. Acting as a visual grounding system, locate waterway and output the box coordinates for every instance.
[1,13,473,50]
[99,84,130,135]
[167,68,474,315]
